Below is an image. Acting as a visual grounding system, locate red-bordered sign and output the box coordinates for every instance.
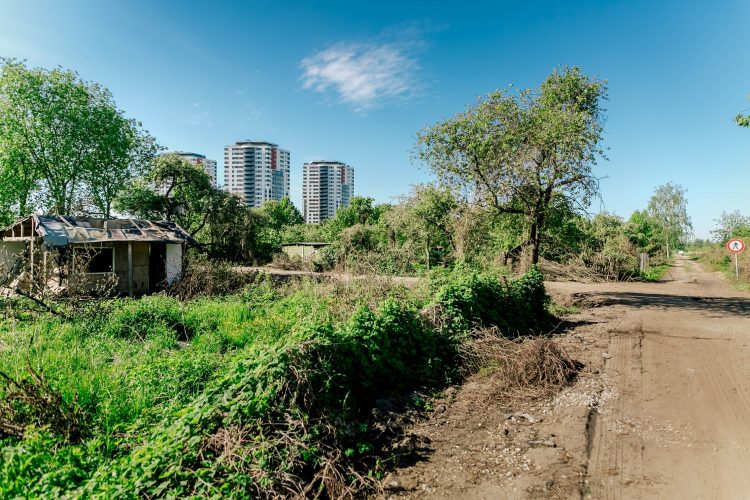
[727,239,745,253]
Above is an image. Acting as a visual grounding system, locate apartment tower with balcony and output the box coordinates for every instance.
[302,161,354,224]
[168,151,218,187]
[223,140,291,208]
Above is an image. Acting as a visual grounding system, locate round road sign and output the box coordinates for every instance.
[727,239,745,253]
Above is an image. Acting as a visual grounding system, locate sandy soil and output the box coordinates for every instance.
[377,256,750,499]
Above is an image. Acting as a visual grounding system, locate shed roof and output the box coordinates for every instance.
[0,215,195,247]
[281,242,331,248]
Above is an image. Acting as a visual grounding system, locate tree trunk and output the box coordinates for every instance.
[425,235,431,270]
[529,221,540,266]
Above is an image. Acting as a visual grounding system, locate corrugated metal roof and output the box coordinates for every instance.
[1,215,195,247]
[281,242,331,247]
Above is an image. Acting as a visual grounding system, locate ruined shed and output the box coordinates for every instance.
[281,242,331,260]
[0,215,194,296]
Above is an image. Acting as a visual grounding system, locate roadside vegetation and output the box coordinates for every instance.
[0,264,562,497]
[691,210,750,288]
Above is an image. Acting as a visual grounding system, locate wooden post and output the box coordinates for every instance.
[29,220,34,286]
[128,241,133,297]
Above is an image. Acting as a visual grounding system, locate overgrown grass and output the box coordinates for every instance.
[641,262,672,282]
[695,246,750,289]
[0,266,556,498]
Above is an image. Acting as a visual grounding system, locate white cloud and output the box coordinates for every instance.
[301,41,419,111]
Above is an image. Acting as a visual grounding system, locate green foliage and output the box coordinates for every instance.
[102,295,189,341]
[252,197,307,259]
[0,430,101,499]
[711,210,750,243]
[280,221,328,245]
[432,265,549,335]
[116,159,304,264]
[329,196,384,230]
[0,266,550,497]
[0,58,158,218]
[116,153,214,235]
[625,209,660,254]
[415,66,607,264]
[641,263,671,282]
[333,299,457,399]
[202,192,267,262]
[696,243,750,288]
[539,195,591,260]
[736,94,750,127]
[258,196,304,230]
[647,183,692,258]
[386,185,457,269]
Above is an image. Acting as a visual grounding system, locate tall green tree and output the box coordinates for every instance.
[388,185,457,268]
[206,191,265,262]
[115,154,214,235]
[647,183,692,258]
[415,66,607,265]
[0,58,157,217]
[323,196,386,240]
[253,197,305,258]
[332,197,382,227]
[711,210,750,243]
[625,209,659,254]
[258,197,304,231]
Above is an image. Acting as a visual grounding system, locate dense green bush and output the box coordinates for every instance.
[0,430,101,499]
[433,265,549,335]
[103,295,187,340]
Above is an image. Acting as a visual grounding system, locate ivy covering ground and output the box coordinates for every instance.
[0,267,549,498]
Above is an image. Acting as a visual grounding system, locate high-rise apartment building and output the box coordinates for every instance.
[302,161,354,224]
[169,151,218,187]
[223,140,290,208]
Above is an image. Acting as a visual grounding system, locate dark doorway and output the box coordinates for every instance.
[149,243,167,292]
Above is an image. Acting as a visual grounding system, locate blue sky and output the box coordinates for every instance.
[1,0,749,238]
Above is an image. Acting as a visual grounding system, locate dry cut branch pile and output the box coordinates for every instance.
[464,327,583,400]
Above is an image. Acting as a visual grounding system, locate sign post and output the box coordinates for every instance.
[727,239,745,278]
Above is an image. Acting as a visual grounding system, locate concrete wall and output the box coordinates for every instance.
[0,241,26,275]
[113,242,150,295]
[166,244,182,285]
[281,245,326,260]
[1,240,183,296]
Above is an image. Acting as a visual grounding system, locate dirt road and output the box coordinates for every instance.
[561,256,750,499]
[381,256,750,499]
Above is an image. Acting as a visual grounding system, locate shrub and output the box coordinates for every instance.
[0,430,102,499]
[167,254,260,301]
[432,266,549,335]
[103,296,188,341]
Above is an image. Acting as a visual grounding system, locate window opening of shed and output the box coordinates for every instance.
[85,248,114,273]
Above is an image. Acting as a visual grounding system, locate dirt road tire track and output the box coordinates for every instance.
[575,257,750,499]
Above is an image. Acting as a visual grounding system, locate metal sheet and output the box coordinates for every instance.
[1,215,195,247]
